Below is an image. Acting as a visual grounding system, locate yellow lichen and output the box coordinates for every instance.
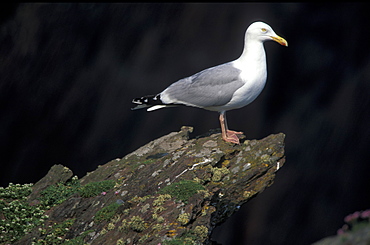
[193,177,202,183]
[138,233,150,243]
[151,213,165,223]
[197,189,211,198]
[221,160,230,167]
[202,205,216,216]
[140,203,150,213]
[166,229,177,237]
[193,225,208,239]
[118,219,128,231]
[211,167,230,182]
[243,190,255,199]
[107,222,115,230]
[123,208,131,215]
[129,216,147,232]
[100,228,107,235]
[152,224,163,231]
[158,216,165,223]
[153,194,172,206]
[153,206,166,214]
[116,238,124,245]
[177,213,191,226]
[111,214,121,224]
[131,195,151,203]
[260,154,271,162]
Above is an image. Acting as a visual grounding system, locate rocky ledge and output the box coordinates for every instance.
[13,126,285,245]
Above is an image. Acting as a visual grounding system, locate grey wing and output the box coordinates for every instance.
[161,63,243,108]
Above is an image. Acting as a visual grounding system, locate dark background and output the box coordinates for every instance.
[1,3,369,245]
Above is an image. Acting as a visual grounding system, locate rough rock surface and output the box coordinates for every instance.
[16,126,285,245]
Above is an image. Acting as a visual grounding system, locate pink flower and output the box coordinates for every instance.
[337,228,344,235]
[115,191,119,195]
[344,211,361,223]
[101,192,107,196]
[360,209,370,219]
[352,211,361,219]
[344,214,353,223]
[337,224,348,235]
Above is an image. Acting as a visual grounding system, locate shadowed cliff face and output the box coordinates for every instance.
[1,3,369,245]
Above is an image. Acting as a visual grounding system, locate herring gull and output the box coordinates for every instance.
[132,21,288,144]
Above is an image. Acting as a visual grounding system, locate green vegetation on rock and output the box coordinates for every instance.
[94,202,121,221]
[39,178,116,207]
[159,180,205,203]
[39,176,80,207]
[79,179,115,198]
[0,183,48,244]
[32,218,75,245]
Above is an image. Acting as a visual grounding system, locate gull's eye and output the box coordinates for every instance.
[261,28,267,33]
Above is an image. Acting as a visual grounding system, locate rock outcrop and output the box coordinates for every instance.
[15,126,285,245]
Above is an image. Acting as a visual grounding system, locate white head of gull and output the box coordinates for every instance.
[132,21,288,144]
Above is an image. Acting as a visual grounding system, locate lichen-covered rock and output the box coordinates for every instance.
[14,126,285,245]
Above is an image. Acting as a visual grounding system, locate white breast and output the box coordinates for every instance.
[217,48,267,111]
[228,72,266,107]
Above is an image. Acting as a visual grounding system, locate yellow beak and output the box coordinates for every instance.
[271,35,288,47]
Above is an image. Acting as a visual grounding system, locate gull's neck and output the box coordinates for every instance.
[233,38,266,71]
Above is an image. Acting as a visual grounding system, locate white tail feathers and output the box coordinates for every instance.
[146,105,168,111]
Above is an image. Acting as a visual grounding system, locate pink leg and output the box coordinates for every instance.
[219,112,244,144]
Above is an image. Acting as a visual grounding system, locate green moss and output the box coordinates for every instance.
[79,179,115,198]
[159,180,205,203]
[94,202,121,221]
[0,183,48,244]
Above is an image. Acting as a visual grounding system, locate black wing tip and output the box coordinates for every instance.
[131,94,162,107]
